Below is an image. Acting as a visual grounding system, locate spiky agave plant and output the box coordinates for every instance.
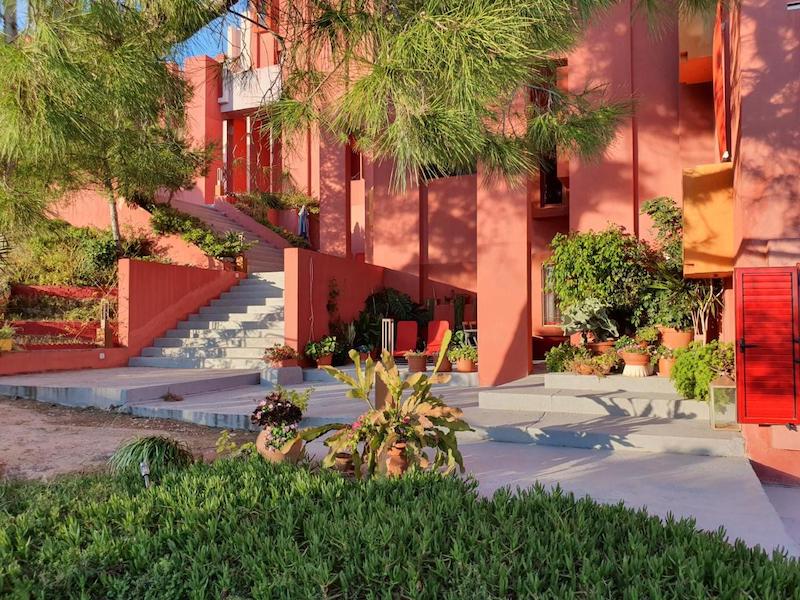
[108,435,194,479]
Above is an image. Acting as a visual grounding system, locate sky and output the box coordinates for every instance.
[6,0,246,65]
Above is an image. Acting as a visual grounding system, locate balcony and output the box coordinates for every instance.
[218,65,281,114]
[682,162,734,278]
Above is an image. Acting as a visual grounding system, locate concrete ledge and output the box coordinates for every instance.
[543,373,679,394]
[302,366,478,387]
[261,366,303,387]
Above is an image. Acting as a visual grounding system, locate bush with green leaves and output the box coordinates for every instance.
[107,435,194,481]
[149,204,253,258]
[560,297,619,344]
[547,227,653,327]
[544,342,591,373]
[671,341,736,401]
[2,458,795,598]
[304,335,338,359]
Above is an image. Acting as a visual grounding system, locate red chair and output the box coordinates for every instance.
[425,320,450,356]
[392,321,418,357]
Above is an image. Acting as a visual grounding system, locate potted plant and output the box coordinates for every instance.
[304,335,337,367]
[404,350,428,373]
[0,324,15,352]
[250,387,312,463]
[560,298,619,355]
[566,350,619,377]
[293,336,472,479]
[355,344,373,362]
[264,343,299,368]
[615,336,652,377]
[635,326,660,348]
[449,345,478,373]
[655,345,676,378]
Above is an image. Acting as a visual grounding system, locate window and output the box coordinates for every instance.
[539,155,564,207]
[542,264,561,325]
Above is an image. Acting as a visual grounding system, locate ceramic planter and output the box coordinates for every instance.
[456,358,477,373]
[386,442,409,477]
[315,354,333,367]
[658,357,676,378]
[437,358,452,372]
[406,355,427,373]
[358,352,370,362]
[256,431,303,464]
[587,340,615,355]
[620,351,650,367]
[271,358,298,368]
[660,327,693,350]
[267,208,280,226]
[0,339,12,352]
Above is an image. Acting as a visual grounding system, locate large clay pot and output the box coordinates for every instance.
[658,357,676,378]
[271,358,298,368]
[619,351,650,367]
[267,208,280,226]
[406,355,427,373]
[456,358,477,373]
[358,352,371,362]
[316,354,333,367]
[437,358,452,373]
[587,340,615,355]
[386,442,409,477]
[659,327,693,350]
[256,431,303,464]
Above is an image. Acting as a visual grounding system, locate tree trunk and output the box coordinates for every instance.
[107,190,122,253]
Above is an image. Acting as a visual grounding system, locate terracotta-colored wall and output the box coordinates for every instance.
[0,260,239,375]
[318,133,349,257]
[743,424,800,486]
[180,56,223,204]
[53,190,221,269]
[119,259,241,354]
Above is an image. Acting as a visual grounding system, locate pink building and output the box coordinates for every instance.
[178,2,800,474]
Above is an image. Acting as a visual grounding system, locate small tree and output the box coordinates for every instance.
[0,0,223,247]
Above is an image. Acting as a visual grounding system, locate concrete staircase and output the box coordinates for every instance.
[475,373,745,457]
[171,200,284,273]
[129,272,284,370]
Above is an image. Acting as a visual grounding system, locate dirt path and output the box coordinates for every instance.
[0,397,253,481]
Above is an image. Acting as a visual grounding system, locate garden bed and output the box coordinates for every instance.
[1,459,797,597]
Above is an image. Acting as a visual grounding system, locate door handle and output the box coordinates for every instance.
[739,339,757,351]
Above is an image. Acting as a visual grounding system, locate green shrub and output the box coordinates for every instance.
[544,342,590,373]
[547,226,653,327]
[671,341,735,401]
[108,435,194,480]
[150,205,254,258]
[1,459,796,598]
[5,294,109,321]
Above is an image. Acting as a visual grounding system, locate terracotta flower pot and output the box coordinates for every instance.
[386,442,409,477]
[659,327,693,350]
[406,355,427,373]
[256,431,303,464]
[587,340,615,355]
[456,358,477,373]
[271,358,298,368]
[0,339,12,352]
[658,357,676,378]
[316,354,333,367]
[334,452,355,476]
[358,352,370,362]
[267,208,280,226]
[437,358,452,372]
[619,351,650,367]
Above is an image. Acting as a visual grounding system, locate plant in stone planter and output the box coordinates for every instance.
[404,350,428,373]
[0,324,15,352]
[655,345,676,378]
[264,344,299,368]
[566,350,619,377]
[560,298,619,354]
[305,335,338,366]
[544,342,592,373]
[250,388,310,463]
[615,336,652,377]
[448,344,477,373]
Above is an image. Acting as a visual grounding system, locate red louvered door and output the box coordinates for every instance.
[736,267,800,424]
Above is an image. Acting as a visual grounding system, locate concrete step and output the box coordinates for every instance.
[129,356,267,369]
[0,368,260,409]
[478,387,707,420]
[141,346,266,359]
[459,409,744,457]
[543,373,679,395]
[247,271,285,281]
[209,297,282,309]
[154,335,281,348]
[178,316,284,329]
[162,327,283,339]
[198,301,283,316]
[300,366,479,386]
